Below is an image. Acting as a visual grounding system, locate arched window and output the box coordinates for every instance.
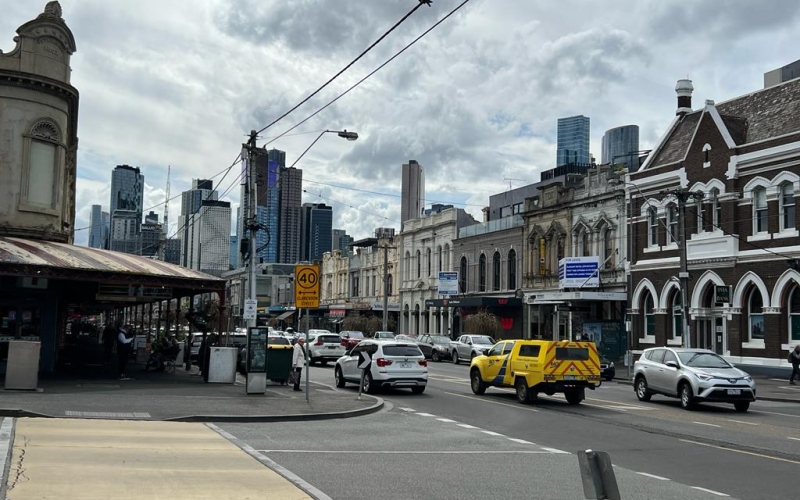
[437,245,443,273]
[753,187,768,234]
[479,254,487,292]
[575,228,589,257]
[672,292,682,340]
[789,286,800,343]
[710,188,721,230]
[387,274,393,296]
[459,257,467,293]
[507,249,517,290]
[780,182,796,232]
[443,244,450,270]
[748,289,765,341]
[492,252,501,291]
[426,248,432,277]
[416,250,421,278]
[602,226,615,269]
[405,251,411,280]
[648,207,658,247]
[24,120,61,209]
[702,143,711,168]
[644,292,655,338]
[666,203,679,244]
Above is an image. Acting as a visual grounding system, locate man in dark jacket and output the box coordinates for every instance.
[790,345,800,385]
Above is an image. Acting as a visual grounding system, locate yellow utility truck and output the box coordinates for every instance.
[469,339,601,405]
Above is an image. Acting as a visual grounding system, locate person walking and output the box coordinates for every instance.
[117,324,134,380]
[790,345,800,385]
[291,337,306,392]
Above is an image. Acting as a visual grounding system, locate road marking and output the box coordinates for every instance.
[726,419,758,426]
[679,439,800,465]
[751,409,800,419]
[481,430,505,437]
[436,418,457,423]
[691,421,721,428]
[634,472,670,481]
[691,486,730,497]
[444,391,539,412]
[788,437,800,442]
[399,407,416,412]
[507,438,533,445]
[541,447,569,454]
[64,411,151,419]
[457,424,478,429]
[255,450,552,454]
[416,412,436,417]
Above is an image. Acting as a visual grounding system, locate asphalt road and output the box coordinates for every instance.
[217,361,800,500]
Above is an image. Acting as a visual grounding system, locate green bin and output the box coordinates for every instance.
[266,345,293,384]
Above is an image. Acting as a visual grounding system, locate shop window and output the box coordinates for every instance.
[748,289,765,341]
[790,287,800,342]
[753,187,768,234]
[479,254,487,292]
[507,249,517,290]
[780,182,796,231]
[492,252,501,291]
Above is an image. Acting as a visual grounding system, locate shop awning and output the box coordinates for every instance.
[425,297,522,308]
[529,291,627,304]
[276,310,295,320]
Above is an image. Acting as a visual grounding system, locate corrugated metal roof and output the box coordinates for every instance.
[0,237,221,282]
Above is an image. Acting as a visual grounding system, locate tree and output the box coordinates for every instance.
[463,311,502,338]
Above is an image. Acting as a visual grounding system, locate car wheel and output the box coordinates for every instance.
[362,371,374,394]
[334,366,346,388]
[679,383,696,410]
[411,386,425,395]
[431,351,441,362]
[515,377,535,404]
[471,369,487,395]
[734,401,750,413]
[452,351,460,365]
[635,376,652,402]
[564,388,583,405]
[470,351,477,360]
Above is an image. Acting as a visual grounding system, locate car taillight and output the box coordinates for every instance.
[376,358,393,367]
[315,340,323,346]
[418,360,428,367]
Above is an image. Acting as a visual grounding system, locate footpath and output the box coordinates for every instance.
[0,365,382,499]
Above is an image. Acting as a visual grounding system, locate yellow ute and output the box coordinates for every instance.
[469,340,601,405]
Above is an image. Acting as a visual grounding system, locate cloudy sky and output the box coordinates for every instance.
[3,1,799,246]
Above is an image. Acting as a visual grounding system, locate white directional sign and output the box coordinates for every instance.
[243,299,257,320]
[358,351,372,369]
[438,271,459,296]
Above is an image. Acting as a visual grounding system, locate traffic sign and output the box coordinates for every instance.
[294,265,320,308]
[243,299,257,320]
[358,351,371,369]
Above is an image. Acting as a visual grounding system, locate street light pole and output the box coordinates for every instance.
[246,130,258,331]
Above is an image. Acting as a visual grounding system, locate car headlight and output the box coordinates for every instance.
[696,373,713,381]
[609,362,614,368]
[743,376,752,382]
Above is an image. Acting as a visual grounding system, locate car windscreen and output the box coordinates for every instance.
[677,352,731,368]
[431,336,450,344]
[383,345,422,357]
[555,347,589,361]
[318,335,341,343]
[472,336,494,345]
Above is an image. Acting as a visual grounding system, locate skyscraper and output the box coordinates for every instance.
[401,160,425,229]
[253,150,279,263]
[601,125,640,169]
[278,166,303,264]
[301,203,333,262]
[185,200,231,275]
[88,205,109,249]
[332,228,353,254]
[109,165,144,253]
[139,211,162,258]
[179,179,218,267]
[556,115,591,166]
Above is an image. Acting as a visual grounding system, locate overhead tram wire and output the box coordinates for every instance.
[303,189,402,226]
[302,178,486,208]
[254,1,431,137]
[262,0,473,148]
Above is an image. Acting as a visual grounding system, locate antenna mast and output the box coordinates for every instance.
[163,165,170,237]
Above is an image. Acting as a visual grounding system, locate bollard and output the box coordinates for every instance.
[577,449,621,500]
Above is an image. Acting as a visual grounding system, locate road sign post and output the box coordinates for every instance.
[357,351,371,401]
[294,265,319,402]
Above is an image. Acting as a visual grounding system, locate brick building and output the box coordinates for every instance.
[628,77,800,368]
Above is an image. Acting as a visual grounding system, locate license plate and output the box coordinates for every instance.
[327,346,338,349]
[727,389,741,395]
[563,375,578,380]
[399,363,412,368]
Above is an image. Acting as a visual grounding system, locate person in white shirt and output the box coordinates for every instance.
[292,337,306,392]
[117,324,134,380]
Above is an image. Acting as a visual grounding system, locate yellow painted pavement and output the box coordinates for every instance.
[5,418,311,500]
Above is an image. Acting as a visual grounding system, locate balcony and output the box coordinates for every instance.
[686,232,738,261]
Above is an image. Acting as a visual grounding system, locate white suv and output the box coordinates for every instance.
[307,332,346,365]
[334,340,428,394]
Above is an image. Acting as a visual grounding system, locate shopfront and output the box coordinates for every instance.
[425,296,523,339]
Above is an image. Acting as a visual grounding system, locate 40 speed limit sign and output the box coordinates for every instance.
[294,265,320,308]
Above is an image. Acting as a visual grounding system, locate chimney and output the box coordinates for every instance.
[675,79,694,116]
[482,206,490,223]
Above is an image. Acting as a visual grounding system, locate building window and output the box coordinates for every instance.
[508,249,517,290]
[405,251,411,280]
[459,257,467,293]
[702,143,711,168]
[352,275,359,297]
[644,292,655,337]
[426,248,432,277]
[437,246,443,273]
[603,227,614,269]
[695,199,703,234]
[790,287,800,342]
[416,250,421,278]
[666,203,679,244]
[710,188,721,230]
[327,282,332,297]
[23,120,62,210]
[479,254,487,292]
[672,292,682,339]
[748,290,765,341]
[575,228,589,257]
[648,207,658,247]
[387,274,393,296]
[780,182,796,231]
[753,187,768,234]
[492,252,501,291]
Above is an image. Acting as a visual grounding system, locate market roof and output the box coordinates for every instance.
[0,237,224,289]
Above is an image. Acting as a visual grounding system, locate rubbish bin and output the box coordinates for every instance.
[266,345,293,384]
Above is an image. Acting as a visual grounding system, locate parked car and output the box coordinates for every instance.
[416,334,452,362]
[450,334,496,364]
[633,347,756,412]
[334,340,427,394]
[374,331,395,339]
[600,357,616,381]
[395,334,417,342]
[307,332,347,365]
[339,330,365,350]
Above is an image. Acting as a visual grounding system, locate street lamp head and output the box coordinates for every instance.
[337,129,358,141]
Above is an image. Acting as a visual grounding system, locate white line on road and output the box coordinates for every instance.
[788,437,800,442]
[540,447,570,454]
[457,424,478,429]
[416,412,437,417]
[436,418,457,423]
[507,438,534,445]
[255,450,553,454]
[481,430,505,437]
[634,472,670,481]
[399,407,416,412]
[444,391,539,412]
[690,486,730,497]
[726,419,759,426]
[691,421,721,428]
[679,439,800,465]
[751,409,800,419]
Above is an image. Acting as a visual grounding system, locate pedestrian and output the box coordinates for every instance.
[790,345,800,385]
[117,324,134,380]
[292,337,306,392]
[102,323,116,365]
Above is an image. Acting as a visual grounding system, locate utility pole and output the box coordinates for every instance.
[246,130,258,330]
[668,188,703,349]
[382,241,390,331]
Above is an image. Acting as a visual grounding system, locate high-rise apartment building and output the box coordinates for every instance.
[184,200,231,275]
[401,160,425,229]
[332,228,353,254]
[251,151,279,263]
[109,165,144,254]
[109,210,140,254]
[88,205,110,249]
[601,125,640,169]
[163,239,181,265]
[268,148,286,168]
[301,203,333,262]
[556,115,590,166]
[278,166,303,264]
[179,179,218,267]
[229,235,238,270]
[139,211,162,258]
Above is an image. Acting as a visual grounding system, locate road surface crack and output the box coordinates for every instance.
[7,435,30,492]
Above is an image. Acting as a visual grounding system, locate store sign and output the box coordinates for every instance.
[714,285,731,305]
[330,309,346,317]
[558,257,600,289]
[371,301,400,311]
[438,272,459,296]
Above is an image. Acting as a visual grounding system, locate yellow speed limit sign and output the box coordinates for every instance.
[294,265,320,308]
